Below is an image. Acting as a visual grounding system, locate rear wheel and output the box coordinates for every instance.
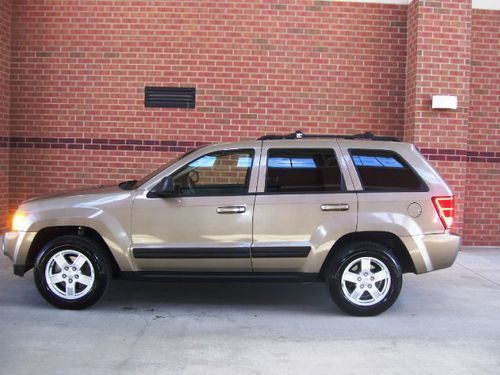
[34,235,111,309]
[326,242,402,316]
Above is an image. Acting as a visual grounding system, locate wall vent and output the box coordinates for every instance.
[145,87,196,108]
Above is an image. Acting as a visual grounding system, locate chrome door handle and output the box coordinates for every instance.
[321,203,349,212]
[216,206,246,214]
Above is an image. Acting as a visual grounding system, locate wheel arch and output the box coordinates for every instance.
[319,231,416,280]
[24,226,121,277]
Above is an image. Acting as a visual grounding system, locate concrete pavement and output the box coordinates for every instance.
[0,249,499,375]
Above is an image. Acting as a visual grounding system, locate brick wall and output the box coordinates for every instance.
[2,0,499,246]
[464,9,500,246]
[404,0,472,237]
[0,0,10,233]
[8,0,407,219]
[404,0,417,144]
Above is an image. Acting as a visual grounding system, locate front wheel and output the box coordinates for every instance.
[34,235,111,309]
[326,242,402,316]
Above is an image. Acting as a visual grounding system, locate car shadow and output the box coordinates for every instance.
[99,279,337,315]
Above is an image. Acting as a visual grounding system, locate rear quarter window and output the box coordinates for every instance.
[349,149,427,192]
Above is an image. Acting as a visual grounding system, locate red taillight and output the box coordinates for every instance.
[432,196,454,230]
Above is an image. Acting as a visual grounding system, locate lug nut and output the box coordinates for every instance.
[75,275,79,279]
[368,284,372,288]
[64,267,69,271]
[364,272,368,276]
[69,279,73,283]
[360,285,364,289]
[370,277,374,281]
[357,277,362,281]
[62,274,67,279]
[72,267,76,271]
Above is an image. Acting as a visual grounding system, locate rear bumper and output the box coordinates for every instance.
[402,232,461,274]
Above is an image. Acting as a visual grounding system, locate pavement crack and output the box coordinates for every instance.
[455,261,500,287]
[114,312,151,372]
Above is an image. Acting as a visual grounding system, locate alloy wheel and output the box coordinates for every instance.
[340,256,391,306]
[44,249,95,300]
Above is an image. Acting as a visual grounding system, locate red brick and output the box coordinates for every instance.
[0,1,498,247]
[0,0,10,232]
[405,0,472,238]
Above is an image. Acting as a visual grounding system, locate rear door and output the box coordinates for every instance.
[251,140,358,273]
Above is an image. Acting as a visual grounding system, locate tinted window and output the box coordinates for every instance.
[265,149,341,193]
[172,149,254,196]
[350,149,426,191]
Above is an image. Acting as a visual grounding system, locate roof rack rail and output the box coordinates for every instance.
[257,131,400,142]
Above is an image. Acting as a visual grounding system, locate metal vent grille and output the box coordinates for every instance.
[145,87,196,108]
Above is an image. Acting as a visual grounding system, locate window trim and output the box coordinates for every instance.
[263,148,346,195]
[166,148,256,197]
[348,148,429,193]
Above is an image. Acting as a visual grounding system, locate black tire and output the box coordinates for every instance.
[325,241,402,316]
[34,235,111,310]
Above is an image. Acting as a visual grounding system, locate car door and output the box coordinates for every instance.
[252,140,358,273]
[131,143,260,272]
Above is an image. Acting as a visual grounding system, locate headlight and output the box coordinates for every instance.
[11,211,27,231]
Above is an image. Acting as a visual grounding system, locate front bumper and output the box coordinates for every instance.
[3,231,18,261]
[1,234,5,258]
[401,232,461,274]
[3,231,37,276]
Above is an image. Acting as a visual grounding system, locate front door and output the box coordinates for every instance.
[131,147,259,271]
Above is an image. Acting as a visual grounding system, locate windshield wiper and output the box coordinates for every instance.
[118,180,138,190]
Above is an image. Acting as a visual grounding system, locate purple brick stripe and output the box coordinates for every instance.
[420,148,500,164]
[4,136,208,153]
[0,136,498,163]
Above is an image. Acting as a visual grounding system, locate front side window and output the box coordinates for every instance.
[171,149,254,196]
[350,149,426,191]
[265,149,342,193]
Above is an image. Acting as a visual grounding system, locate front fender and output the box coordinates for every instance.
[14,191,136,272]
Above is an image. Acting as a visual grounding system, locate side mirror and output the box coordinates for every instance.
[150,176,176,197]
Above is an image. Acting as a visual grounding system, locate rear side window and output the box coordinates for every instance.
[265,149,341,193]
[350,149,426,192]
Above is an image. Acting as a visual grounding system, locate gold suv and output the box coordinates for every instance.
[2,132,460,315]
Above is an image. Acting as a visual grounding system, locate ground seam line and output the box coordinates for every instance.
[455,261,500,287]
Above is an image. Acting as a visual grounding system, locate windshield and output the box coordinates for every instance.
[132,146,207,189]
